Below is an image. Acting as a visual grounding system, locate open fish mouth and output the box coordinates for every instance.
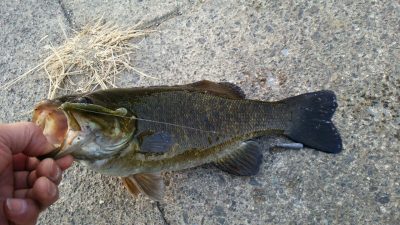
[33,100,136,160]
[33,100,87,159]
[33,100,69,148]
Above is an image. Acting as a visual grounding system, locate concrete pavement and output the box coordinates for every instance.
[0,1,399,224]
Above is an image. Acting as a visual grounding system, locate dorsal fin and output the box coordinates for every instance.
[187,80,246,99]
[121,173,164,201]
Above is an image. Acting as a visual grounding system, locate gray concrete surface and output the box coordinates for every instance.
[1,0,399,224]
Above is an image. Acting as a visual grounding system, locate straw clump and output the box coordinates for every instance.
[1,19,154,99]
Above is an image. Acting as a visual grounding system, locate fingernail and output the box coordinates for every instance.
[6,199,27,215]
[44,142,56,152]
[51,162,61,181]
[47,180,57,197]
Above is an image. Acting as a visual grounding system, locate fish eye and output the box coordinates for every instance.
[74,97,93,104]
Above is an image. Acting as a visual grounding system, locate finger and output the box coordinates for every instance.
[36,158,62,184]
[13,177,59,210]
[0,147,12,176]
[13,171,30,189]
[0,151,13,201]
[26,157,40,171]
[13,170,44,190]
[27,170,38,188]
[56,155,74,171]
[0,122,54,156]
[13,155,40,173]
[13,188,29,198]
[14,157,72,190]
[32,177,59,209]
[12,153,28,171]
[4,198,40,225]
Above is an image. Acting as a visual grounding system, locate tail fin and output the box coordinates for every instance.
[282,91,342,153]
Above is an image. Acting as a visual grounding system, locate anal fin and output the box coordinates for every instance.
[121,173,164,201]
[213,141,263,176]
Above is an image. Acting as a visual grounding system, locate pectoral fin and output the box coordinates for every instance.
[213,141,262,176]
[138,132,174,153]
[121,173,164,201]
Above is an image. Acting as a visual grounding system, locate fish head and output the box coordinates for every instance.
[33,98,136,160]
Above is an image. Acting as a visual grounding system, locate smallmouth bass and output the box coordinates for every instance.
[33,80,342,200]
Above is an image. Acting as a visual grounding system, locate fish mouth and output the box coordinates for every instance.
[33,100,83,159]
[33,100,135,160]
[33,100,69,148]
[33,100,92,159]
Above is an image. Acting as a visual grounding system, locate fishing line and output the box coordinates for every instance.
[67,107,222,135]
[133,117,219,134]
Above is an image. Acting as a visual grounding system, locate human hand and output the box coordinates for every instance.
[0,122,74,225]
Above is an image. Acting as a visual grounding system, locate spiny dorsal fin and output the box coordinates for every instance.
[213,141,262,176]
[121,173,164,201]
[188,80,246,99]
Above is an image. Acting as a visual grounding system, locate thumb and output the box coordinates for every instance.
[0,122,54,156]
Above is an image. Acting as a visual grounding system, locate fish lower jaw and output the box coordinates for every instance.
[79,158,136,177]
[80,158,111,173]
[80,158,109,168]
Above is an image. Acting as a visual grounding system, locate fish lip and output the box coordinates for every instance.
[33,100,68,148]
[33,100,59,126]
[62,107,82,132]
[59,102,129,117]
[37,147,62,160]
[53,105,86,158]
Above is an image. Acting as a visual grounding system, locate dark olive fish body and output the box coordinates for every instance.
[87,90,287,175]
[34,81,342,200]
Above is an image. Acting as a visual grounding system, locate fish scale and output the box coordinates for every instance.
[129,91,289,153]
[33,81,342,200]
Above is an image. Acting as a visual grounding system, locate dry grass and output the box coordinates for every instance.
[1,19,155,99]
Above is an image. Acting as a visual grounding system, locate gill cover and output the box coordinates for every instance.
[58,103,136,160]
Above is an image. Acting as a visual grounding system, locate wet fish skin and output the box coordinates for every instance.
[33,80,342,200]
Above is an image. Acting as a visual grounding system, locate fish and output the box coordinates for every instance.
[33,80,342,200]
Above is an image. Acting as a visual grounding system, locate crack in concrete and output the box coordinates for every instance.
[58,0,74,28]
[138,7,182,29]
[156,202,170,225]
[138,1,206,29]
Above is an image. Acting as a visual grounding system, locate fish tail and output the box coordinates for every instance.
[282,90,342,153]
